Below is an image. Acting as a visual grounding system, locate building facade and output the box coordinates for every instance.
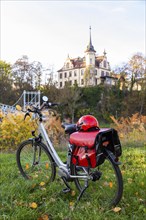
[57,27,117,88]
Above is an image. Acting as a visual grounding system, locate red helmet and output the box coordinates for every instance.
[77,115,99,131]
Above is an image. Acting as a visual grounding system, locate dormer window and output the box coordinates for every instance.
[66,63,69,69]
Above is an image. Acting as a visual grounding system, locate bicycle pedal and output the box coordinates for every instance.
[62,187,71,193]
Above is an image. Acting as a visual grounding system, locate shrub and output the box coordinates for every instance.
[110,113,146,147]
[0,112,37,151]
[0,111,67,151]
[43,112,67,148]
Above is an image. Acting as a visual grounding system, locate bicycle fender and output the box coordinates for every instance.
[103,149,122,165]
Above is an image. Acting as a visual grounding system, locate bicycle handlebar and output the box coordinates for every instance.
[24,100,59,121]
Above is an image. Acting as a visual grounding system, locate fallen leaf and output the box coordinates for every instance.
[109,182,113,188]
[121,170,125,174]
[69,201,74,211]
[38,214,49,220]
[30,202,38,209]
[45,163,49,169]
[127,178,133,183]
[40,182,45,186]
[71,190,76,196]
[25,163,29,170]
[112,207,121,212]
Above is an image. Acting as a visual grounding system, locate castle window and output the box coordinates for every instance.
[106,72,109,76]
[60,82,62,87]
[104,60,106,68]
[69,71,72,77]
[81,79,84,85]
[74,70,77,77]
[81,69,84,75]
[64,72,67,78]
[60,73,62,79]
[69,80,72,86]
[90,58,92,64]
[95,69,97,75]
[101,71,105,76]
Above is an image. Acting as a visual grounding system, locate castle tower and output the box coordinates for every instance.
[85,26,96,66]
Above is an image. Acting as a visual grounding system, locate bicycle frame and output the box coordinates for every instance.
[39,122,65,168]
[37,119,90,180]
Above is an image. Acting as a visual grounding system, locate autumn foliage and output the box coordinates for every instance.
[0,112,37,150]
[0,111,67,150]
[110,113,146,147]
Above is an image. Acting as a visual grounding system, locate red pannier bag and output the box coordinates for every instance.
[69,131,100,168]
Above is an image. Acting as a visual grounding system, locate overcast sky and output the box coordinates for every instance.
[1,0,145,72]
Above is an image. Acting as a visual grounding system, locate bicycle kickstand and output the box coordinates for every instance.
[61,177,71,193]
[77,180,89,202]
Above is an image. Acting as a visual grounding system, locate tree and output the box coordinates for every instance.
[0,60,14,104]
[31,61,43,89]
[12,55,44,91]
[117,53,146,92]
[41,78,59,102]
[84,65,95,86]
[59,83,83,123]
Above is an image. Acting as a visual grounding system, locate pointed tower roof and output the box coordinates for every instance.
[85,26,96,53]
[103,49,107,57]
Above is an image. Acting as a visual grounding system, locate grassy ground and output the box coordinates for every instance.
[0,146,146,220]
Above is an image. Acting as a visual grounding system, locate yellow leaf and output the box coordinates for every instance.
[69,201,74,207]
[71,190,76,196]
[109,182,113,188]
[30,202,38,209]
[25,163,29,170]
[34,174,38,178]
[112,207,121,212]
[128,178,133,183]
[40,182,45,186]
[45,163,49,169]
[37,214,49,220]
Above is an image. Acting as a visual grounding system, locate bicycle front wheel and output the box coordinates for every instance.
[16,140,56,183]
[72,155,123,207]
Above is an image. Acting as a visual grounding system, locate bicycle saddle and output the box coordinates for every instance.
[62,123,77,134]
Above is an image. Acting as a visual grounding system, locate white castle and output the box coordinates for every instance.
[57,27,117,88]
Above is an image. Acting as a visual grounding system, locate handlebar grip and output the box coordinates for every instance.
[48,102,59,107]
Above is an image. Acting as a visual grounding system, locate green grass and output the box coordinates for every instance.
[0,146,146,220]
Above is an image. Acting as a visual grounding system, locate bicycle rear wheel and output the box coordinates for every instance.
[16,140,56,183]
[72,154,123,207]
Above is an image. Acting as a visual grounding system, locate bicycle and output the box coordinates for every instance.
[16,96,123,207]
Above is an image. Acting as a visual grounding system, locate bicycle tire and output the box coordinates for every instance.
[72,154,123,207]
[16,140,56,183]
